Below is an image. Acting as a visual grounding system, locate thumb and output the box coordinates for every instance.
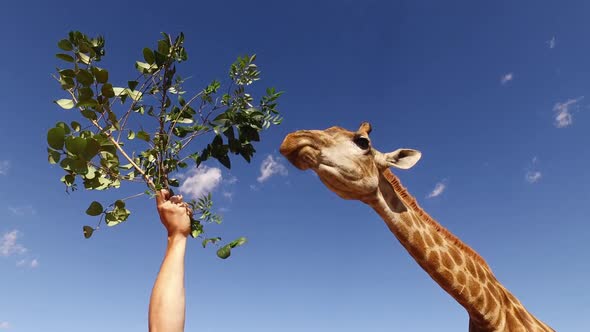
[155,189,170,206]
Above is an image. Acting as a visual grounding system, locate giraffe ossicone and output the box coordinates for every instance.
[280,122,554,332]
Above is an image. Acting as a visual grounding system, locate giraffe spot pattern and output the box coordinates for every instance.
[449,246,463,266]
[457,270,467,285]
[441,251,454,270]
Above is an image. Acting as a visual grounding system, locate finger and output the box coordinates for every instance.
[183,203,193,216]
[156,189,170,206]
[170,195,184,204]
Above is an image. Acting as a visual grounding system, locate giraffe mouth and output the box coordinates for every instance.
[280,132,321,170]
[285,145,320,170]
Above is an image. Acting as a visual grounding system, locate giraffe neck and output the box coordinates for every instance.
[366,170,553,331]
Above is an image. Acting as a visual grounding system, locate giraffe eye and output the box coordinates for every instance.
[354,136,370,150]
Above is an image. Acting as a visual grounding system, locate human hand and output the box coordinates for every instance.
[156,189,192,238]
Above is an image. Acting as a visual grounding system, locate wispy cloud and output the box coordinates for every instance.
[0,321,10,329]
[8,205,36,216]
[179,166,223,199]
[0,161,10,175]
[553,96,584,128]
[16,258,39,268]
[222,191,233,200]
[500,72,514,85]
[546,36,556,49]
[525,171,542,183]
[224,176,238,184]
[257,155,288,183]
[0,230,27,257]
[427,180,447,198]
[525,157,542,184]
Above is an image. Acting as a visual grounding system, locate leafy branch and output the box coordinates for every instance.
[49,31,283,258]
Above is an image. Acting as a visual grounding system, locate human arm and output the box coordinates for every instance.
[149,190,192,332]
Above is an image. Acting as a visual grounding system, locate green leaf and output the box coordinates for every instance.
[229,237,247,248]
[55,99,75,110]
[81,109,97,120]
[216,245,231,259]
[86,201,104,216]
[48,148,61,164]
[157,39,170,55]
[47,127,66,150]
[143,48,155,64]
[127,130,135,140]
[202,237,221,248]
[114,200,125,209]
[217,154,231,169]
[101,83,115,98]
[71,121,81,132]
[136,131,150,142]
[58,39,73,51]
[69,158,88,174]
[78,87,94,101]
[76,69,94,86]
[112,87,126,97]
[78,52,91,65]
[191,229,202,238]
[154,51,167,67]
[55,122,71,134]
[65,137,87,155]
[83,226,94,239]
[105,207,130,226]
[83,138,100,159]
[126,89,143,101]
[59,69,76,78]
[93,67,109,83]
[135,61,154,73]
[75,99,98,108]
[56,53,75,62]
[128,80,138,91]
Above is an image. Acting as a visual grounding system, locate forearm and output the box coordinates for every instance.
[149,235,187,332]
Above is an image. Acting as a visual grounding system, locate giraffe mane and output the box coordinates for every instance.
[382,169,488,267]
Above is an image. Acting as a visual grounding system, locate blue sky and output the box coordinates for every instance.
[1,0,589,331]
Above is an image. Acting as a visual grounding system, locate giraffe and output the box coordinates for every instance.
[279,122,554,332]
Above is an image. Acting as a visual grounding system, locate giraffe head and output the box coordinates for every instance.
[280,122,422,201]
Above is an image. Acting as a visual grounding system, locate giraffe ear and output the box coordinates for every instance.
[384,149,422,169]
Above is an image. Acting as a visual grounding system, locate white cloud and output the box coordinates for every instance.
[179,166,222,199]
[8,205,36,216]
[257,155,288,183]
[222,191,233,200]
[547,36,556,49]
[0,322,10,329]
[500,72,514,85]
[224,176,238,184]
[0,230,27,257]
[525,157,542,184]
[427,180,447,198]
[553,96,584,128]
[0,161,10,175]
[525,171,542,183]
[17,258,38,268]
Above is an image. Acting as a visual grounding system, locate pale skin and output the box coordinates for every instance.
[149,189,192,332]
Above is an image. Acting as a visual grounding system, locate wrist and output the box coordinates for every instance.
[167,232,188,244]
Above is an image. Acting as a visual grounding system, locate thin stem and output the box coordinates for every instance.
[116,69,161,141]
[166,90,204,140]
[120,192,146,201]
